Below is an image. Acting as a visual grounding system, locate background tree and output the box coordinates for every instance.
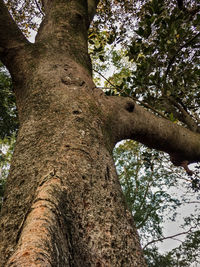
[113,140,200,266]
[0,63,17,210]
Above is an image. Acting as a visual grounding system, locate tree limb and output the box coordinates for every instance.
[40,0,99,23]
[97,94,200,165]
[165,32,200,79]
[0,0,28,65]
[93,69,169,120]
[93,70,200,165]
[36,0,99,50]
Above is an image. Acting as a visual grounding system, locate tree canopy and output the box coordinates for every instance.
[91,0,200,134]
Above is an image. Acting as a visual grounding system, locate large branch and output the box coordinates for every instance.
[40,0,99,24]
[98,94,200,165]
[36,0,99,42]
[35,0,99,72]
[0,0,28,65]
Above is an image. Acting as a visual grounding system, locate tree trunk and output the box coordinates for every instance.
[0,50,146,266]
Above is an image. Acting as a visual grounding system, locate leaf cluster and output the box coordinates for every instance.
[0,63,18,139]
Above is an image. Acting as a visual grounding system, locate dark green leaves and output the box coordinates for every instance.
[0,63,18,139]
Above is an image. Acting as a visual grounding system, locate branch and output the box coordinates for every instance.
[98,94,200,165]
[184,201,200,204]
[40,0,99,25]
[131,96,169,121]
[136,172,154,221]
[165,32,200,78]
[93,68,115,87]
[136,206,155,229]
[143,226,196,249]
[36,0,97,47]
[163,96,200,133]
[34,0,44,16]
[94,70,200,165]
[0,0,28,64]
[94,69,169,120]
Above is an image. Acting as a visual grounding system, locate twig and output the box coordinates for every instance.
[183,201,200,204]
[131,96,169,120]
[143,226,196,249]
[93,68,116,88]
[165,32,200,78]
[34,0,44,16]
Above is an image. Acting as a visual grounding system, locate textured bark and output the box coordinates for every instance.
[0,0,200,266]
[97,95,200,164]
[0,58,145,266]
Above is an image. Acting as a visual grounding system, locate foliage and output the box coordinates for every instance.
[114,140,180,240]
[0,135,15,210]
[0,63,18,139]
[4,0,43,37]
[171,230,200,266]
[91,0,200,133]
[0,64,17,210]
[144,247,176,267]
[144,230,200,266]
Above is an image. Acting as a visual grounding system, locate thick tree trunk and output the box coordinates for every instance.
[0,55,146,266]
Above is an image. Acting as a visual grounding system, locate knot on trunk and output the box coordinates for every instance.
[125,101,135,113]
